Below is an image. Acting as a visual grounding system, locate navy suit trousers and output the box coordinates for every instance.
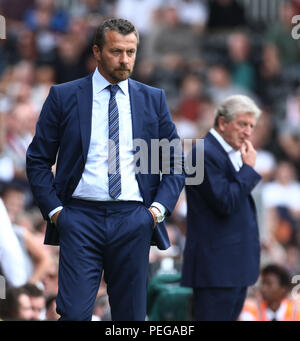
[193,286,247,321]
[55,198,154,321]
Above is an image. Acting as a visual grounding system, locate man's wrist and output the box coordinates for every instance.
[149,205,165,223]
[148,207,158,227]
[49,206,63,223]
[151,202,166,216]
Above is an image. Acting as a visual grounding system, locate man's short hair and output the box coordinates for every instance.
[0,286,29,320]
[22,283,44,298]
[94,18,139,50]
[214,94,261,128]
[261,264,291,289]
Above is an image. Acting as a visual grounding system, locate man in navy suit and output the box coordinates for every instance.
[181,95,262,321]
[26,18,184,321]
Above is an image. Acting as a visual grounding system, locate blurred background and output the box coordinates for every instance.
[0,0,300,321]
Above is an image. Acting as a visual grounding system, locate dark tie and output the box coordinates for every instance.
[108,84,121,199]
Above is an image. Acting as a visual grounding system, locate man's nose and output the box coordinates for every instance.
[120,52,129,64]
[244,125,252,137]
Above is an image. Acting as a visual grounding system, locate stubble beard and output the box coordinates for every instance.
[100,57,134,83]
[110,68,133,82]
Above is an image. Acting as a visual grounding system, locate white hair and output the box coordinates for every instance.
[214,95,261,127]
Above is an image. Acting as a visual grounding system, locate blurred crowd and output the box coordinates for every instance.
[0,0,300,320]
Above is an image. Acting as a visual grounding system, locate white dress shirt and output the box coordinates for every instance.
[210,128,243,172]
[49,68,166,219]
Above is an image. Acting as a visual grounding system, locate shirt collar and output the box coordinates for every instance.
[210,128,235,154]
[92,67,129,96]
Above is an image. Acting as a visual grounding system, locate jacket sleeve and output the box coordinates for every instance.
[152,90,185,215]
[199,150,261,216]
[26,86,63,221]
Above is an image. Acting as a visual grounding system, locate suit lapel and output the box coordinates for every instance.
[206,132,229,159]
[128,79,147,198]
[206,132,239,177]
[76,74,93,163]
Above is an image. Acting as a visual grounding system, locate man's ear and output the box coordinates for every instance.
[92,44,101,61]
[218,116,226,132]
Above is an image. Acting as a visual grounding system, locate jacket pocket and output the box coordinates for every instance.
[56,208,66,233]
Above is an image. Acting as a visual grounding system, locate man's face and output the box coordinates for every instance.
[218,112,256,150]
[260,273,287,304]
[31,296,46,320]
[93,30,138,84]
[18,294,33,320]
[2,190,25,223]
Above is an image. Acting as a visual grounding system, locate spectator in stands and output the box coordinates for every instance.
[276,127,300,176]
[265,1,300,65]
[240,264,300,321]
[45,294,59,320]
[207,0,246,31]
[0,107,14,183]
[145,5,201,63]
[175,0,208,31]
[251,110,276,182]
[285,87,300,130]
[0,195,27,287]
[262,161,300,218]
[227,31,256,92]
[23,283,46,320]
[195,96,216,138]
[13,29,37,64]
[53,33,88,83]
[1,183,27,223]
[291,0,300,12]
[4,103,36,179]
[0,0,35,23]
[256,44,283,110]
[0,286,33,320]
[261,161,300,247]
[24,0,69,33]
[92,294,111,321]
[42,256,59,297]
[285,245,300,277]
[135,51,185,110]
[1,183,52,285]
[31,64,55,111]
[176,73,205,122]
[115,0,162,37]
[207,63,252,105]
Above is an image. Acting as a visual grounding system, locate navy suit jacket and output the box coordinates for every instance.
[26,74,185,250]
[181,132,261,287]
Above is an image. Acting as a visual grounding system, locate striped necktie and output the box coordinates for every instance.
[108,84,121,199]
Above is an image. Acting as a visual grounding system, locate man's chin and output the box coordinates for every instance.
[234,143,243,151]
[237,140,246,149]
[114,70,131,81]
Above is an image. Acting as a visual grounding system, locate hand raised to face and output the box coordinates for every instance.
[241,140,257,168]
